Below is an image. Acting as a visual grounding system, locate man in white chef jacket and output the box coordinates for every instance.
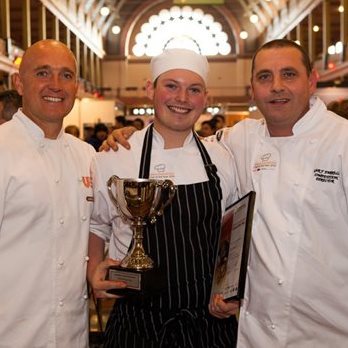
[0,40,95,347]
[106,39,348,347]
[215,39,348,347]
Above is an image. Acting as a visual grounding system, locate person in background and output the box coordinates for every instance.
[212,113,225,130]
[88,48,239,347]
[327,99,348,120]
[326,100,341,115]
[87,122,109,151]
[0,39,95,347]
[65,124,80,138]
[0,89,22,125]
[104,39,348,347]
[132,117,145,130]
[338,99,348,119]
[83,125,94,143]
[114,115,126,129]
[199,119,217,137]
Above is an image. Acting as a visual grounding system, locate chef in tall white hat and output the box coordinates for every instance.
[88,47,240,347]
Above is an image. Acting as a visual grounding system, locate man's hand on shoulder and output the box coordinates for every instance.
[99,126,136,152]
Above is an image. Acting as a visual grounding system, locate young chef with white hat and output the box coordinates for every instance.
[88,48,240,347]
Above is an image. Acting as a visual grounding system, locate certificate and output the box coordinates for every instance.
[211,191,256,301]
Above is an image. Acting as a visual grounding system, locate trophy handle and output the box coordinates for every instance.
[149,180,176,223]
[107,175,120,208]
[160,180,176,211]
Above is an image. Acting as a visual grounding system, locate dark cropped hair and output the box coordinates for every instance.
[0,89,22,121]
[251,39,313,77]
[0,89,22,106]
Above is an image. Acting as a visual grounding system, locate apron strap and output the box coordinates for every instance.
[138,124,154,179]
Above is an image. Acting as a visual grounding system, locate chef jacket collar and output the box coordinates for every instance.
[259,96,325,137]
[152,124,195,148]
[15,108,65,142]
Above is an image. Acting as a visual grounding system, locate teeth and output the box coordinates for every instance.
[168,105,190,113]
[271,99,288,103]
[43,96,63,102]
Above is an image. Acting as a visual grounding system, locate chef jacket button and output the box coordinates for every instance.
[85,256,89,261]
[59,218,64,225]
[78,177,82,182]
[81,216,87,221]
[245,311,249,316]
[55,179,60,183]
[271,324,276,330]
[83,294,89,300]
[278,279,283,285]
[58,300,64,307]
[58,260,64,266]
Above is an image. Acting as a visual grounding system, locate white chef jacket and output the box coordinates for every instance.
[217,97,348,347]
[90,126,239,260]
[0,110,95,348]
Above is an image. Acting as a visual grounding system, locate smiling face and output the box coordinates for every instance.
[147,69,207,145]
[251,46,317,136]
[13,40,78,137]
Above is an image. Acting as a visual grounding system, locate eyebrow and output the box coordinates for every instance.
[255,66,297,75]
[163,78,204,87]
[255,69,271,76]
[33,65,75,74]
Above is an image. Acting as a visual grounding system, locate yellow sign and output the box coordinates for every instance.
[173,0,224,4]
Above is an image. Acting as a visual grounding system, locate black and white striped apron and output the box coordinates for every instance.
[104,125,237,347]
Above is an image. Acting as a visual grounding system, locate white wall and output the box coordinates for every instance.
[315,87,348,105]
[63,98,116,138]
[101,58,252,99]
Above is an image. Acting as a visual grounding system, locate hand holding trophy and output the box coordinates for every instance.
[106,176,176,295]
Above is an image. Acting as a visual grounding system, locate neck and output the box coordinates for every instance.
[43,127,62,139]
[267,125,293,137]
[23,112,62,139]
[153,123,192,149]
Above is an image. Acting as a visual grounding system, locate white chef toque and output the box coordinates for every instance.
[151,48,209,84]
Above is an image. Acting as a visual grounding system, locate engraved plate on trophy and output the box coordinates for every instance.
[106,176,176,295]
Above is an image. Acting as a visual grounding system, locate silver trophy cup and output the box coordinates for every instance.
[106,176,176,294]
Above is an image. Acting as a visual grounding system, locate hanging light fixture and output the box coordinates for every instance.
[112,25,121,35]
[249,13,259,24]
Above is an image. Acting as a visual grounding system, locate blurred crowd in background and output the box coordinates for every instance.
[326,99,348,120]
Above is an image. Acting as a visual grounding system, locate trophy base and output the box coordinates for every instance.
[106,266,166,296]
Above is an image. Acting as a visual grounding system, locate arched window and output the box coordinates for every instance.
[132,6,231,57]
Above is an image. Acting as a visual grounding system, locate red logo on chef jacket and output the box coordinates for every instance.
[82,176,94,202]
[82,176,93,188]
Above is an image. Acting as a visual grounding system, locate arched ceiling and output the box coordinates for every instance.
[99,0,339,59]
[4,0,346,84]
[102,0,274,57]
[5,0,342,61]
